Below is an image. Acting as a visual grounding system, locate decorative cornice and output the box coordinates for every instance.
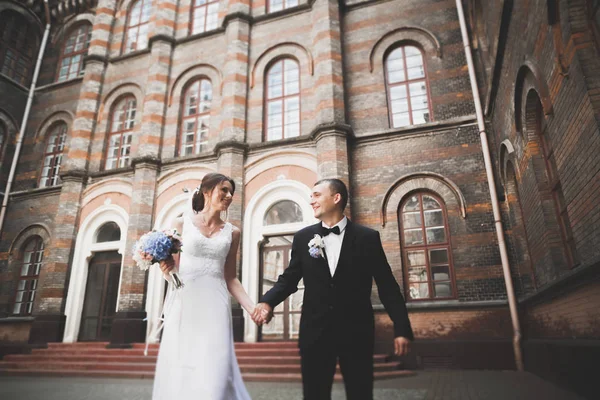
[310,123,354,142]
[214,140,249,157]
[8,185,62,200]
[36,76,83,93]
[247,135,313,152]
[131,155,161,169]
[84,53,108,67]
[148,34,176,48]
[222,12,253,28]
[60,169,87,182]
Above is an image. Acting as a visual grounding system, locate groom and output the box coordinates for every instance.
[253,179,413,400]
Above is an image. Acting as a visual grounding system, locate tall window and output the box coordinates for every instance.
[385,46,432,128]
[267,0,298,13]
[400,193,455,301]
[124,0,152,54]
[180,79,212,156]
[39,123,67,188]
[12,237,44,316]
[0,11,37,86]
[190,0,219,35]
[57,25,91,82]
[106,96,136,169]
[265,59,300,141]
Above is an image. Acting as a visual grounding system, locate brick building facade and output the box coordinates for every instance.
[0,0,598,396]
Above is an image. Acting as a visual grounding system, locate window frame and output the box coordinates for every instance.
[0,10,37,86]
[11,236,44,316]
[178,78,213,156]
[399,192,457,301]
[266,0,299,13]
[122,0,152,55]
[384,45,434,129]
[589,0,600,50]
[189,0,220,35]
[38,122,68,188]
[104,96,137,170]
[263,57,301,142]
[0,121,6,157]
[56,24,92,82]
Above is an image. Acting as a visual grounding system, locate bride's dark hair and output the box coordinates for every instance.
[192,173,236,213]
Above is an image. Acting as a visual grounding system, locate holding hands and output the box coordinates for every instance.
[250,303,273,326]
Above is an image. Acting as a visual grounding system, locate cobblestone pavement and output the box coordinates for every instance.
[0,370,584,400]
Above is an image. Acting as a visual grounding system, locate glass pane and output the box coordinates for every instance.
[424,210,444,227]
[434,282,452,298]
[406,250,425,267]
[426,227,446,244]
[264,201,303,225]
[263,249,285,281]
[408,282,429,300]
[404,229,424,246]
[432,265,449,281]
[96,222,121,242]
[405,46,425,80]
[403,196,420,212]
[423,195,440,210]
[408,266,427,283]
[402,212,422,229]
[429,249,448,264]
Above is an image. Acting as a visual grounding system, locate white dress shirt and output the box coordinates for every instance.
[322,216,348,277]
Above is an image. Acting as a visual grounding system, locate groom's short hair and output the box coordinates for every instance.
[314,178,349,211]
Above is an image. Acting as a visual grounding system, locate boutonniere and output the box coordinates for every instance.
[308,234,325,258]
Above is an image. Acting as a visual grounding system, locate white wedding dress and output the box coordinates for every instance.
[152,211,251,400]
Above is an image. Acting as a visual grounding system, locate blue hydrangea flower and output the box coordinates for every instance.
[142,231,173,262]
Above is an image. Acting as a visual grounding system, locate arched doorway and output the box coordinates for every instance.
[242,180,315,342]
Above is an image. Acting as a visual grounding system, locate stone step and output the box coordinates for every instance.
[0,360,401,374]
[3,353,389,365]
[0,368,416,381]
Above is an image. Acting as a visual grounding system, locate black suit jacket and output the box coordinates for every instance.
[260,220,414,349]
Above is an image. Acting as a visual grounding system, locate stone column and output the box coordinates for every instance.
[216,141,247,341]
[29,0,116,344]
[109,0,176,346]
[219,5,250,143]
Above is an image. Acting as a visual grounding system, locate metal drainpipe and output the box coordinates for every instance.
[454,0,524,371]
[0,0,51,236]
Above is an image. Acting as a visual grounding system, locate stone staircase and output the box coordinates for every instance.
[0,341,415,381]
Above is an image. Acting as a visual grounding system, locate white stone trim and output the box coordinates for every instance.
[156,164,216,196]
[242,179,316,342]
[245,148,317,183]
[81,178,133,207]
[144,193,190,342]
[63,205,129,343]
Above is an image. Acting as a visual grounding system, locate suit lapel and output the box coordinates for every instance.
[310,223,331,279]
[333,219,357,280]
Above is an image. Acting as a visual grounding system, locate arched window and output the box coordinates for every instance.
[267,0,298,13]
[385,46,432,128]
[12,236,44,316]
[57,24,92,82]
[180,79,212,156]
[106,96,136,170]
[190,0,219,35]
[399,193,455,301]
[124,0,152,54]
[264,200,303,225]
[265,58,300,141]
[39,122,67,188]
[0,10,37,86]
[96,222,121,243]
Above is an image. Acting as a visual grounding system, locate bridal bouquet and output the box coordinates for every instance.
[132,229,184,289]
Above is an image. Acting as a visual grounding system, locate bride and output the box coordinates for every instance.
[153,173,259,400]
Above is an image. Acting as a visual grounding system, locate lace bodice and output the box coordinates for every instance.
[178,212,233,282]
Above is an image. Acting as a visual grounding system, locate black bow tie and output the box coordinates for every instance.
[321,226,341,236]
